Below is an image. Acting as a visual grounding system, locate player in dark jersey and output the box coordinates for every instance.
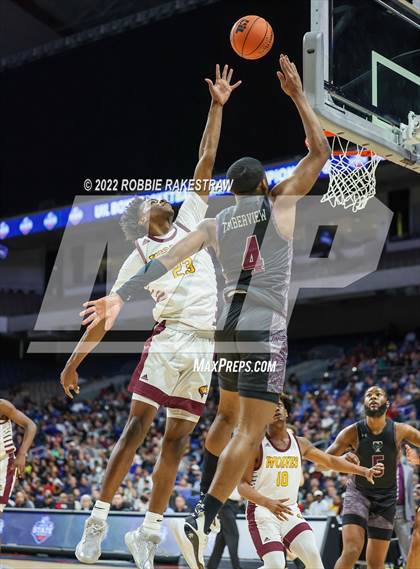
[81,54,331,569]
[325,386,420,569]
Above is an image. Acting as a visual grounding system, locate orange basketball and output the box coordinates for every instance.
[230,15,274,60]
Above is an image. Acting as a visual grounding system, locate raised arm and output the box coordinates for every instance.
[0,399,36,476]
[80,219,216,331]
[194,64,241,203]
[238,446,292,520]
[299,437,383,484]
[271,55,330,201]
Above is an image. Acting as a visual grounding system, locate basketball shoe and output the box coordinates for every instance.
[125,526,161,569]
[75,517,108,564]
[183,502,209,569]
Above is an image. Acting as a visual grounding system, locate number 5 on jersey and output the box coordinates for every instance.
[372,454,384,477]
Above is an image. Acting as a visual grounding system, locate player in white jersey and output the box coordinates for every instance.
[60,64,241,568]
[0,399,36,512]
[238,395,383,569]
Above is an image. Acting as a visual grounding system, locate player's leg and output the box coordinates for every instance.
[200,388,240,495]
[334,525,366,569]
[184,396,276,569]
[200,302,242,497]
[99,399,157,503]
[204,303,285,506]
[75,398,157,564]
[335,480,370,569]
[125,415,196,568]
[365,510,394,569]
[206,396,276,507]
[288,530,324,569]
[407,507,420,569]
[260,551,286,569]
[183,305,283,568]
[365,539,391,569]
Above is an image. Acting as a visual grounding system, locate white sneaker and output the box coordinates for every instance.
[75,517,108,564]
[170,518,199,569]
[125,526,160,569]
[210,515,220,534]
[184,512,208,569]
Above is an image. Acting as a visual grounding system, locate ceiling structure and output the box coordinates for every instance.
[0,0,222,69]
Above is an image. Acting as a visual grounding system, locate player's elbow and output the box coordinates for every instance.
[199,150,216,170]
[27,419,37,435]
[309,139,330,161]
[237,482,247,497]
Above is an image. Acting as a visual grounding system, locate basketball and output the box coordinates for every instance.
[230,15,274,60]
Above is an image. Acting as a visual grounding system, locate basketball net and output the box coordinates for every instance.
[321,132,381,213]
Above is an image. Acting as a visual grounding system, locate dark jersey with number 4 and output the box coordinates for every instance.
[215,195,293,316]
[355,419,397,492]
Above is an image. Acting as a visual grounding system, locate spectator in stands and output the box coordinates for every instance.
[173,495,189,513]
[137,494,150,514]
[55,492,72,510]
[307,490,331,516]
[79,495,93,511]
[12,491,35,509]
[111,492,131,512]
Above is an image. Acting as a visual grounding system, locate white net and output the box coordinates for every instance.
[321,135,381,213]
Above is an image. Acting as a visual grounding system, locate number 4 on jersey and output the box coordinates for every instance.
[242,235,265,273]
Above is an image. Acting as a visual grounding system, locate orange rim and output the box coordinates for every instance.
[323,130,336,138]
[332,149,376,157]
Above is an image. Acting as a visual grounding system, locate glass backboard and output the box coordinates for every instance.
[304,0,420,172]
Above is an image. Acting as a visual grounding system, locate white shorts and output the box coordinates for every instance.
[128,322,214,423]
[246,502,313,559]
[0,453,16,510]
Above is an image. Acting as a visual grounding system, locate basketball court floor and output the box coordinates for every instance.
[0,558,178,569]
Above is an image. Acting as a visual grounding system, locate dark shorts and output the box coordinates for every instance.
[342,479,396,541]
[215,295,287,403]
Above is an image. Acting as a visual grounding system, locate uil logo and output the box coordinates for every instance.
[236,18,249,33]
[372,441,383,453]
[198,385,208,399]
[31,516,54,544]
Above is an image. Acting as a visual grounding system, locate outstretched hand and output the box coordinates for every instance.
[205,64,242,106]
[80,294,124,332]
[277,54,303,99]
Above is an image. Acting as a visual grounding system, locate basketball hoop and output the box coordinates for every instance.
[320,131,381,213]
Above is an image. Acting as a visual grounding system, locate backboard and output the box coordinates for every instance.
[304,0,420,172]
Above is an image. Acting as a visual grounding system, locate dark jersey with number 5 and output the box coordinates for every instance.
[355,419,397,492]
[215,195,293,316]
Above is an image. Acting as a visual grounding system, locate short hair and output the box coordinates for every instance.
[279,393,293,415]
[119,197,147,241]
[227,156,266,195]
[364,386,388,400]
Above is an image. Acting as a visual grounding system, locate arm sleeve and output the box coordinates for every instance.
[175,193,208,230]
[110,249,145,294]
[116,259,167,302]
